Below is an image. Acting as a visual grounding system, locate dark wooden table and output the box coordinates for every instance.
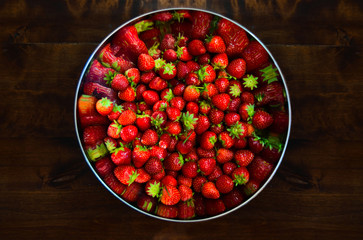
[1,0,362,239]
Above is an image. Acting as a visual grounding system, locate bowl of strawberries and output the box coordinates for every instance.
[74,8,291,221]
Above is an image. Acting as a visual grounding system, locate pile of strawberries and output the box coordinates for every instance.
[77,10,289,220]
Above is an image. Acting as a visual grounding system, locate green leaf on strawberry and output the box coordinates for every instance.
[134,20,154,33]
[104,70,117,85]
[181,112,197,131]
[260,64,279,84]
[229,84,242,97]
[242,74,258,90]
[154,58,166,71]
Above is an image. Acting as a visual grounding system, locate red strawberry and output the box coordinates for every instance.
[145,179,161,197]
[114,165,138,185]
[197,53,211,65]
[269,110,289,134]
[144,157,163,175]
[196,147,215,158]
[218,131,235,149]
[158,62,177,80]
[176,61,191,80]
[160,185,181,205]
[187,39,206,56]
[155,204,178,219]
[209,123,224,135]
[149,145,167,160]
[124,67,141,85]
[163,49,178,62]
[185,72,201,86]
[224,112,240,126]
[108,104,123,121]
[208,108,224,125]
[135,114,151,132]
[109,73,129,91]
[151,111,167,129]
[132,145,151,168]
[182,161,199,179]
[103,173,126,195]
[79,114,108,132]
[226,58,246,79]
[200,131,217,150]
[164,152,184,171]
[83,125,107,146]
[111,145,132,165]
[178,200,196,220]
[177,175,193,188]
[211,93,230,111]
[140,129,158,146]
[165,121,182,136]
[77,94,97,117]
[199,100,211,115]
[159,133,172,149]
[179,185,193,201]
[94,156,114,178]
[232,167,250,185]
[142,90,160,106]
[197,64,216,83]
[190,11,213,40]
[248,156,274,183]
[195,115,211,135]
[201,83,218,99]
[176,46,193,61]
[107,121,121,139]
[166,106,181,121]
[211,53,228,69]
[98,43,134,73]
[222,162,238,176]
[149,76,168,91]
[205,35,226,53]
[216,175,234,194]
[152,11,173,22]
[186,102,199,116]
[242,40,269,72]
[234,137,248,149]
[222,188,244,209]
[161,175,178,187]
[183,85,201,102]
[137,194,158,213]
[243,178,260,197]
[216,148,234,164]
[135,168,151,183]
[192,175,208,193]
[235,149,255,167]
[118,86,136,102]
[207,165,223,182]
[117,109,136,126]
[239,103,255,122]
[181,111,198,131]
[198,158,216,176]
[121,182,143,202]
[160,34,176,51]
[141,71,157,84]
[175,140,193,155]
[252,110,274,130]
[227,121,248,139]
[254,81,285,107]
[241,91,255,104]
[137,53,155,72]
[201,181,220,199]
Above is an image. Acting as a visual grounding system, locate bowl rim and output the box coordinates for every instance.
[74,7,292,222]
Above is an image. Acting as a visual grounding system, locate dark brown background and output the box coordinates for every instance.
[1,0,362,239]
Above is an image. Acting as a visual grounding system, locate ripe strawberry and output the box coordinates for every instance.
[107,104,123,121]
[241,91,255,104]
[179,185,193,201]
[149,76,168,91]
[218,131,235,149]
[199,100,211,115]
[190,11,213,40]
[152,11,173,21]
[186,102,199,116]
[83,125,107,146]
[185,72,201,86]
[111,145,132,165]
[201,181,220,199]
[211,53,228,69]
[176,61,190,80]
[94,156,114,178]
[197,53,211,65]
[124,67,141,85]
[103,173,126,195]
[132,145,150,168]
[195,115,210,135]
[235,149,254,167]
[176,46,193,61]
[121,182,143,202]
[192,175,208,193]
[164,152,184,171]
[137,53,155,72]
[135,114,151,132]
[155,204,178,219]
[114,165,137,185]
[109,73,129,91]
[207,165,223,182]
[165,121,182,136]
[234,137,247,149]
[178,200,196,220]
[209,123,224,135]
[201,83,218,99]
[222,188,244,209]
[216,148,234,164]
[215,77,229,93]
[144,157,163,175]
[158,62,177,80]
[227,121,248,139]
[200,131,217,150]
[118,86,136,102]
[270,110,289,134]
[140,129,158,146]
[248,156,274,183]
[97,43,134,73]
[135,168,151,183]
[211,93,230,111]
[77,94,97,117]
[242,40,269,72]
[177,175,193,187]
[181,161,199,179]
[226,58,246,79]
[107,121,121,139]
[205,35,226,53]
[137,194,158,213]
[160,185,181,205]
[176,140,193,155]
[160,33,176,51]
[254,81,285,107]
[151,111,167,129]
[197,64,216,83]
[239,103,255,122]
[181,111,198,131]
[142,90,159,106]
[188,39,206,56]
[208,108,224,125]
[222,162,238,176]
[216,175,234,194]
[198,158,216,176]
[196,147,215,158]
[227,97,241,112]
[252,110,274,130]
[183,85,201,102]
[232,167,250,185]
[243,178,260,197]
[149,145,167,160]
[141,71,156,84]
[117,109,136,126]
[224,112,241,126]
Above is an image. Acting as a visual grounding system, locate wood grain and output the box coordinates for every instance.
[0,0,362,239]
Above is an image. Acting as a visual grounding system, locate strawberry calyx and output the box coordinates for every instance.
[227,122,245,139]
[233,174,248,186]
[260,64,279,84]
[155,58,166,71]
[134,20,154,33]
[128,170,139,186]
[151,114,165,129]
[99,97,112,107]
[197,65,209,81]
[242,74,258,90]
[104,70,117,85]
[209,135,217,145]
[164,89,174,102]
[148,42,160,57]
[181,112,198,131]
[175,33,186,47]
[146,181,161,197]
[161,62,175,75]
[172,11,186,22]
[229,84,242,98]
[209,15,221,35]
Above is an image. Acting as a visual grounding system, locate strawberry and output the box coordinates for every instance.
[201,83,218,99]
[218,131,235,149]
[135,168,151,183]
[163,49,178,62]
[224,112,240,126]
[137,194,158,213]
[226,58,246,79]
[109,73,129,91]
[77,94,97,117]
[176,61,190,80]
[145,179,161,197]
[104,136,118,152]
[216,148,234,164]
[83,81,118,102]
[242,40,269,72]
[98,43,134,73]
[197,53,211,65]
[135,114,151,132]
[155,204,178,219]
[117,109,136,126]
[176,46,193,61]
[141,71,157,84]
[161,175,178,187]
[114,165,138,185]
[158,62,177,80]
[107,121,121,139]
[83,125,107,146]
[192,175,208,193]
[201,181,220,199]
[254,81,285,107]
[138,53,155,72]
[241,91,255,104]
[208,108,224,125]
[142,90,160,106]
[176,140,193,155]
[222,162,238,176]
[211,93,230,111]
[269,110,289,134]
[187,39,206,56]
[177,175,193,187]
[85,60,116,86]
[232,167,250,185]
[233,137,247,149]
[149,76,168,91]
[252,110,274,130]
[239,103,255,122]
[124,67,141,85]
[159,133,172,149]
[195,115,210,135]
[227,121,248,139]
[209,123,224,135]
[199,101,211,115]
[178,200,196,220]
[179,185,193,201]
[197,64,216,83]
[152,11,173,22]
[103,173,126,195]
[121,182,143,202]
[198,158,216,176]
[165,121,182,136]
[144,157,163,175]
[186,102,199,116]
[185,72,201,86]
[207,165,223,182]
[181,112,198,131]
[94,156,114,178]
[190,11,213,40]
[118,86,136,102]
[205,35,226,53]
[211,53,228,69]
[222,188,244,209]
[243,178,260,197]
[160,34,176,51]
[242,74,259,91]
[164,152,184,171]
[165,106,181,121]
[200,131,217,150]
[227,97,241,112]
[151,111,167,129]
[196,147,215,158]
[216,175,234,194]
[149,145,167,160]
[183,85,201,102]
[141,129,158,146]
[111,145,132,165]
[160,185,181,205]
[132,145,151,168]
[234,149,254,167]
[181,161,199,179]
